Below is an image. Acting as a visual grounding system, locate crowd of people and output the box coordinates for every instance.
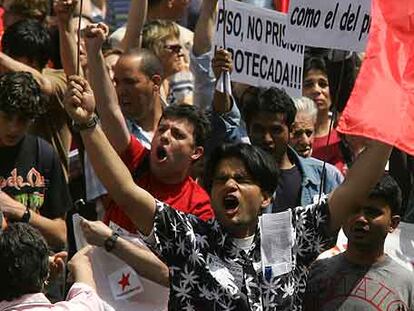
[0,0,413,310]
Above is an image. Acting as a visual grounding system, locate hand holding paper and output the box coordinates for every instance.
[212,48,233,80]
[81,219,113,247]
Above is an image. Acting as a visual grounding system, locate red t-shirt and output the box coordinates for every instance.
[312,129,346,174]
[103,136,214,233]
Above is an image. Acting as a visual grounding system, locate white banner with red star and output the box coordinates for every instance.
[89,241,169,311]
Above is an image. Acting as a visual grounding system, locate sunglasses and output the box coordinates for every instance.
[164,44,182,54]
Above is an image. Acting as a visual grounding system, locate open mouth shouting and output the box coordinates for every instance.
[223,194,240,216]
[155,146,168,163]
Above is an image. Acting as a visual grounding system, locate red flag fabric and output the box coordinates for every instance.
[337,0,414,155]
[274,0,289,13]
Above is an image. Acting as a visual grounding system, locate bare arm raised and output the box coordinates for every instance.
[55,0,84,77]
[193,0,218,56]
[119,0,147,52]
[64,76,155,235]
[328,140,392,232]
[212,48,233,114]
[84,23,130,154]
[0,53,55,96]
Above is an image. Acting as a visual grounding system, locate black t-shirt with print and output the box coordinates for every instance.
[0,135,71,219]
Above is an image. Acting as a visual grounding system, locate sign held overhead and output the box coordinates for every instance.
[214,0,305,98]
[286,0,371,52]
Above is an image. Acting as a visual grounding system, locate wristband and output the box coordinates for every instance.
[72,114,99,132]
[104,232,119,252]
[21,208,31,223]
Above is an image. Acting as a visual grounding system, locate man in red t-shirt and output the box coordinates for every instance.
[103,104,214,232]
[80,25,213,232]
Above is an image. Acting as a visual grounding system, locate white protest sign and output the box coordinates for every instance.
[286,0,372,52]
[213,0,304,98]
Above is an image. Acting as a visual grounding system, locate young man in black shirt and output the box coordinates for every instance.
[0,72,71,251]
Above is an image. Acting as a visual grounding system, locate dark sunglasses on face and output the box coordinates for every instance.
[164,44,182,54]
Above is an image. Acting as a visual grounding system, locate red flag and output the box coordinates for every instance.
[337,0,414,155]
[274,0,289,13]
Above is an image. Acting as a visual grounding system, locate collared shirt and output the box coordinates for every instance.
[0,283,113,311]
[145,197,336,310]
[296,154,344,206]
[125,119,152,150]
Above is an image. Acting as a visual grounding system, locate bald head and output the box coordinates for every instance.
[121,48,164,80]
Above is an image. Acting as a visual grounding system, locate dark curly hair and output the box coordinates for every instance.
[161,104,211,148]
[0,72,46,118]
[242,87,297,129]
[0,223,49,301]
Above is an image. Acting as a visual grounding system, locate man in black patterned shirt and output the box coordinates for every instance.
[64,75,393,310]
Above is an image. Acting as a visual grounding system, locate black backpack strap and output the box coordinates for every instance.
[36,136,55,176]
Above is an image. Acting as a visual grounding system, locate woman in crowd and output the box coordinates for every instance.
[302,56,346,174]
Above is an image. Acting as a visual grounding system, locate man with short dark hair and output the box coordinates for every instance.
[240,86,343,211]
[0,71,70,251]
[304,175,414,310]
[64,74,392,310]
[0,223,113,310]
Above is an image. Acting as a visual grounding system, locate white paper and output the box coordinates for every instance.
[72,213,88,250]
[259,210,293,278]
[216,71,233,96]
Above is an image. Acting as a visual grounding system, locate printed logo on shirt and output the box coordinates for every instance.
[312,275,410,311]
[0,168,46,213]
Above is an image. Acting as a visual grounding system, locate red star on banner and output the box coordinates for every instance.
[118,273,130,291]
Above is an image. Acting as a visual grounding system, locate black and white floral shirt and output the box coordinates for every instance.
[145,196,336,311]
